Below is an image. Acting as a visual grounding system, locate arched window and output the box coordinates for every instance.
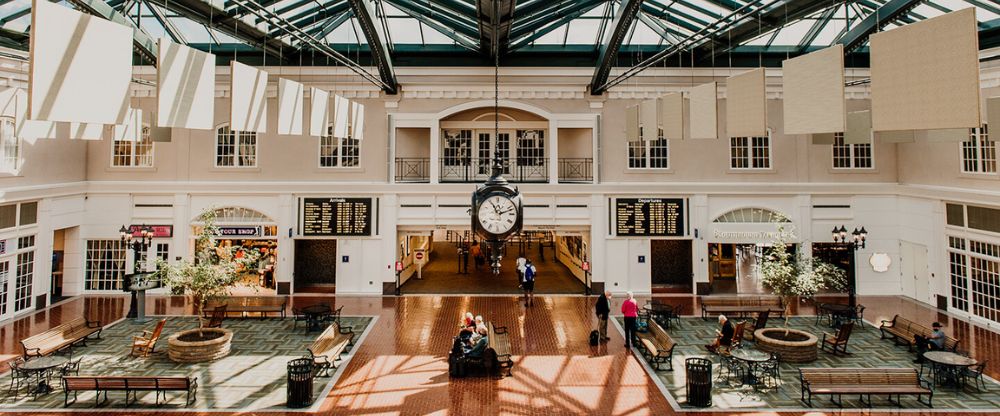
[207,207,275,223]
[216,124,257,167]
[319,123,359,168]
[713,208,790,223]
[112,123,153,167]
[0,117,19,172]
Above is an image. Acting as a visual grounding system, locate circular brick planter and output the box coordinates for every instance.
[167,328,233,363]
[753,328,818,363]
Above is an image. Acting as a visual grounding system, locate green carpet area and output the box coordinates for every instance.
[617,316,1000,410]
[1,315,372,410]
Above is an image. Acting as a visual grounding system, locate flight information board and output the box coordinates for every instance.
[302,198,373,236]
[615,198,685,236]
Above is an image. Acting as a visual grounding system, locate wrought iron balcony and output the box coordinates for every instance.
[558,158,593,183]
[393,158,594,183]
[395,158,430,183]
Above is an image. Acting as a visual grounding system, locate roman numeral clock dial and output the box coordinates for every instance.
[477,195,518,234]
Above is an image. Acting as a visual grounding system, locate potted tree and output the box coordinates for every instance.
[154,209,258,362]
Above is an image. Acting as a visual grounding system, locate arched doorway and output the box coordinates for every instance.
[708,207,793,294]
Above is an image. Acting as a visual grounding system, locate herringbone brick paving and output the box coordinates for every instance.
[0,294,997,415]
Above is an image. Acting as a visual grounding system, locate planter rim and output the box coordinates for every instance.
[168,327,233,347]
[754,327,818,346]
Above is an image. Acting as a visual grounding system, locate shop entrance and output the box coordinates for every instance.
[651,240,693,293]
[708,243,797,295]
[294,240,337,293]
[398,228,588,295]
[197,238,277,296]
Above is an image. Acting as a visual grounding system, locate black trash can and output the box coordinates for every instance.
[685,357,712,407]
[287,358,314,408]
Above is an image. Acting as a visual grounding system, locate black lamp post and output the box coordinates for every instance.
[120,224,153,319]
[832,225,867,309]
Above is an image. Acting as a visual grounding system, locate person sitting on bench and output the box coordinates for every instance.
[705,314,734,353]
[913,321,946,363]
[464,327,489,358]
[459,312,476,340]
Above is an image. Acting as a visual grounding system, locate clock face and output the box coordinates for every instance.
[478,195,518,235]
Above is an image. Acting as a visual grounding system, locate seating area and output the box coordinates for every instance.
[700,296,785,320]
[203,296,289,319]
[799,368,933,407]
[636,319,676,371]
[448,318,514,378]
[0,315,373,411]
[20,317,103,358]
[62,376,198,407]
[880,314,961,352]
[621,314,1000,411]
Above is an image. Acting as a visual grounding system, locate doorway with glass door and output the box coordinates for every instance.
[441,129,546,183]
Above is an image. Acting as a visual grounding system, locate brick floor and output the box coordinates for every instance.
[0,293,997,415]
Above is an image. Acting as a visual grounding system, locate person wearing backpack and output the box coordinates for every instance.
[522,259,536,307]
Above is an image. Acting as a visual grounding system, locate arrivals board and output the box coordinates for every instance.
[302,198,373,236]
[614,198,685,236]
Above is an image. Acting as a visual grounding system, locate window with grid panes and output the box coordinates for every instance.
[319,125,361,168]
[112,125,154,167]
[627,140,646,168]
[961,125,996,174]
[949,241,969,312]
[516,130,545,166]
[85,240,126,291]
[0,117,19,172]
[0,204,13,230]
[19,202,36,226]
[0,260,8,315]
[14,251,32,312]
[443,129,472,166]
[832,133,873,169]
[215,125,257,167]
[626,130,670,169]
[730,133,771,169]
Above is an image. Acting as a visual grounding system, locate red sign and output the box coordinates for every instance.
[415,252,425,261]
[129,225,173,238]
[395,261,403,272]
[582,261,590,271]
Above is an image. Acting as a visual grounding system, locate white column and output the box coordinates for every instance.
[33,199,54,306]
[430,120,440,184]
[691,194,709,293]
[592,115,600,184]
[797,194,813,259]
[548,121,559,184]
[276,194,295,294]
[388,114,396,183]
[172,194,191,262]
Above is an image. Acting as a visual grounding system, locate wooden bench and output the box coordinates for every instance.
[700,296,784,320]
[879,315,960,352]
[636,319,676,371]
[306,322,354,376]
[799,368,932,408]
[486,322,513,377]
[204,296,288,319]
[21,317,103,358]
[62,376,197,407]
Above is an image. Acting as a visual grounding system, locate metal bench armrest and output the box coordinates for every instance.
[86,320,102,328]
[493,326,508,334]
[338,326,354,334]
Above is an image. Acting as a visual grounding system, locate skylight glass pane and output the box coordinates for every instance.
[912,4,947,18]
[382,3,407,16]
[628,21,663,45]
[387,18,422,44]
[328,17,360,44]
[565,18,600,44]
[421,25,458,44]
[533,25,568,45]
[768,19,814,45]
[811,18,846,46]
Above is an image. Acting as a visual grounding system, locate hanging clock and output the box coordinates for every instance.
[471,171,523,242]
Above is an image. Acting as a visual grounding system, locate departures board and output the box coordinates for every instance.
[301,197,374,236]
[614,198,685,237]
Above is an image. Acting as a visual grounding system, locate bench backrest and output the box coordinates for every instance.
[647,320,675,350]
[23,317,87,347]
[890,315,960,350]
[702,296,782,308]
[64,376,192,390]
[310,322,346,349]
[801,368,919,386]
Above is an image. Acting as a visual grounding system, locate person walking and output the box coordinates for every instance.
[596,291,612,342]
[470,242,482,271]
[622,291,639,349]
[522,259,536,307]
[516,254,527,288]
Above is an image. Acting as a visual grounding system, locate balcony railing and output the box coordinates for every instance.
[440,158,548,183]
[395,158,430,183]
[393,158,594,183]
[558,158,593,183]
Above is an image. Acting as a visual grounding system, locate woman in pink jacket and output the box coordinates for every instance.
[621,291,639,349]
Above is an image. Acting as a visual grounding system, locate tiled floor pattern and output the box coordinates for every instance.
[618,316,1000,410]
[1,315,372,410]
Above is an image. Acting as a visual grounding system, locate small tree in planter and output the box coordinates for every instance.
[153,209,258,337]
[759,220,847,329]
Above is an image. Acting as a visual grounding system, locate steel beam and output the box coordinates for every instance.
[590,0,644,95]
[347,0,398,94]
[385,0,479,49]
[796,5,836,52]
[158,0,287,59]
[511,0,605,43]
[838,0,923,52]
[696,0,835,62]
[476,0,516,57]
[145,0,187,44]
[509,0,606,50]
[64,0,159,62]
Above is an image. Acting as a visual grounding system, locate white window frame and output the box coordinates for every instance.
[84,239,126,291]
[111,124,154,167]
[626,130,670,170]
[730,130,772,170]
[832,132,874,170]
[0,116,20,173]
[319,124,361,168]
[215,124,258,168]
[960,125,996,175]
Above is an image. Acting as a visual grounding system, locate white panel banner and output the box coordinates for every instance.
[157,38,215,129]
[332,95,350,138]
[658,93,684,140]
[309,88,330,137]
[229,61,268,133]
[67,122,105,140]
[276,78,304,135]
[624,104,639,141]
[782,45,846,135]
[29,0,132,124]
[113,108,142,142]
[844,110,872,144]
[726,68,768,138]
[350,101,365,140]
[689,82,718,139]
[639,99,658,142]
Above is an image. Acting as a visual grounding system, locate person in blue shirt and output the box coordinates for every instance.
[914,321,947,363]
[522,259,536,307]
[464,327,489,358]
